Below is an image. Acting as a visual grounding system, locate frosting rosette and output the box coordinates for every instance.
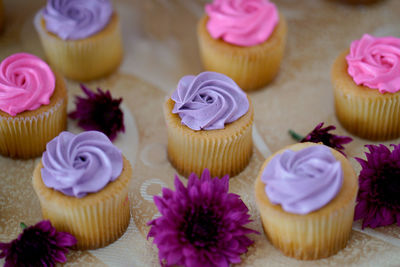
[346,34,400,93]
[171,71,249,130]
[42,0,113,40]
[261,145,343,214]
[41,131,123,198]
[0,53,55,116]
[205,0,279,46]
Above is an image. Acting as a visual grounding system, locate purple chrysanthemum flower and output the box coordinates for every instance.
[355,144,400,229]
[289,122,353,156]
[69,84,125,141]
[147,169,257,267]
[0,220,76,267]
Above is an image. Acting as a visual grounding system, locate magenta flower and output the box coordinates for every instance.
[355,144,400,229]
[289,122,353,156]
[69,84,125,141]
[0,220,76,267]
[147,169,257,267]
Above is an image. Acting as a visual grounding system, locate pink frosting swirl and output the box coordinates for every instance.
[205,0,279,47]
[346,34,400,93]
[0,53,55,116]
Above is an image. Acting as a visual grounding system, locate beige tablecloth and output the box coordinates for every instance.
[1,0,400,266]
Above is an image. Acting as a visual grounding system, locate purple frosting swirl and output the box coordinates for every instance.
[171,71,249,130]
[261,145,343,214]
[42,0,113,40]
[41,131,123,198]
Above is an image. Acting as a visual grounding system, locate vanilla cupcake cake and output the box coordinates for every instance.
[164,71,254,178]
[254,143,358,260]
[0,53,67,158]
[332,34,400,140]
[198,0,287,91]
[34,0,123,81]
[32,131,132,249]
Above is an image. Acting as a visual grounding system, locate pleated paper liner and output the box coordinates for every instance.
[254,143,358,260]
[197,13,287,91]
[164,97,254,178]
[34,11,123,81]
[32,156,133,250]
[332,50,400,140]
[0,73,67,158]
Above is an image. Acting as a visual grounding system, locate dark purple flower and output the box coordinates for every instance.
[0,220,76,267]
[289,122,353,156]
[69,84,125,141]
[355,144,400,229]
[147,169,257,267]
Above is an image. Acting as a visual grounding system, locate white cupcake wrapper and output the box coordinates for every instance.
[260,200,356,260]
[33,157,132,250]
[164,99,253,178]
[334,87,400,140]
[40,187,131,250]
[0,98,66,158]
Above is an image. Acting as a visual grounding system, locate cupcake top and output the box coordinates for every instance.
[346,34,400,93]
[171,71,249,131]
[0,53,55,116]
[261,145,343,214]
[42,0,113,40]
[205,0,279,47]
[41,131,123,198]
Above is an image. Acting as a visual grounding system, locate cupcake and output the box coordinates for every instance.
[197,0,287,91]
[164,71,254,178]
[332,34,400,140]
[34,0,123,81]
[0,53,67,158]
[32,131,132,249]
[254,142,358,260]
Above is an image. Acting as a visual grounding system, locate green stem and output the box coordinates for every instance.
[20,222,27,230]
[288,129,304,142]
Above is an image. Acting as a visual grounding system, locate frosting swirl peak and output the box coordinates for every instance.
[346,34,400,93]
[0,53,55,116]
[43,0,113,40]
[205,0,279,47]
[171,71,249,130]
[41,131,123,198]
[261,145,343,215]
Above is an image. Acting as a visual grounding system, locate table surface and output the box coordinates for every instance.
[1,0,400,266]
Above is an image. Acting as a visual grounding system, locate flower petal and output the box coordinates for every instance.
[146,169,256,266]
